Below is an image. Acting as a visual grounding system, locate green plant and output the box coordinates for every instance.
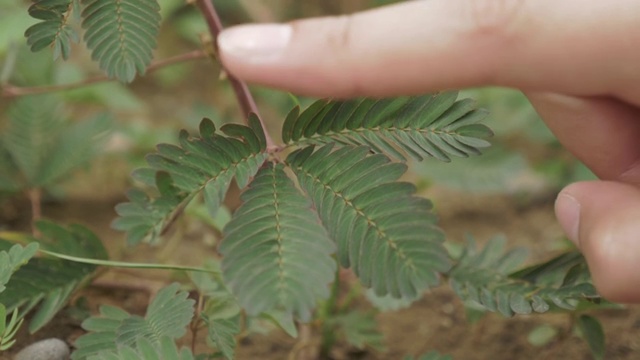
[0,1,615,359]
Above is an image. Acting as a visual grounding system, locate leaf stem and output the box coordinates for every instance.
[194,0,276,149]
[1,50,208,98]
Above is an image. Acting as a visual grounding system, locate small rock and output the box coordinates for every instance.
[14,338,70,360]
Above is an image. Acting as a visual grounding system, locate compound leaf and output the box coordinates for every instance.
[448,235,601,317]
[80,0,161,82]
[86,336,196,360]
[2,95,110,189]
[25,0,79,60]
[203,315,240,360]
[113,119,268,245]
[0,220,107,333]
[72,283,195,360]
[329,311,384,352]
[283,92,492,162]
[220,162,336,321]
[287,144,450,299]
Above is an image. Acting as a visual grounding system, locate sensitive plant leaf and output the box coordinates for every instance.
[0,221,107,333]
[0,242,40,292]
[287,144,450,299]
[0,306,23,351]
[72,283,195,359]
[87,336,196,360]
[3,94,64,186]
[113,118,268,245]
[220,162,336,321]
[25,0,79,60]
[39,113,112,185]
[2,95,110,189]
[364,288,421,312]
[203,315,240,360]
[0,143,21,192]
[80,0,161,82]
[329,311,385,352]
[577,315,605,360]
[282,92,492,162]
[448,236,601,317]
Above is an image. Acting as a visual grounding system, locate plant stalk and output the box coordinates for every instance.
[1,50,207,98]
[194,0,276,149]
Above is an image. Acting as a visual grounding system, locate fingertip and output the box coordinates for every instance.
[558,181,640,303]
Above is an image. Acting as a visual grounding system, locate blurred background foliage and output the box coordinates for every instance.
[0,0,595,210]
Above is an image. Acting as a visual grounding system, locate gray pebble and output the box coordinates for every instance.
[14,338,69,360]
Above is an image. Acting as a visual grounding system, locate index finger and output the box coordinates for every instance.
[217,0,640,100]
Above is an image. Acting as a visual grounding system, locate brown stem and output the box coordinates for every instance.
[1,50,208,98]
[194,0,276,149]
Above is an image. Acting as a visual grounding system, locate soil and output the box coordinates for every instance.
[2,188,639,360]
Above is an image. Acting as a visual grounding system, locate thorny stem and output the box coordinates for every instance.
[194,0,276,150]
[1,50,208,98]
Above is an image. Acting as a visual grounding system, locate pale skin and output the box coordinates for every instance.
[217,0,640,303]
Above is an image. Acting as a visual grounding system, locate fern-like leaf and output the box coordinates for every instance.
[113,118,268,245]
[72,283,195,360]
[3,94,64,185]
[0,243,39,293]
[282,92,492,162]
[220,162,336,321]
[0,221,107,333]
[448,236,600,317]
[203,315,240,360]
[328,311,385,352]
[87,336,196,360]
[80,0,161,82]
[287,144,451,299]
[25,0,79,60]
[2,95,111,188]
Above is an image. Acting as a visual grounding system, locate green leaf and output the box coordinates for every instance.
[448,236,602,317]
[113,119,268,245]
[80,0,161,82]
[288,144,450,299]
[25,0,79,60]
[72,283,195,359]
[0,306,23,351]
[86,336,196,360]
[527,324,558,347]
[330,311,384,352]
[577,315,605,360]
[203,315,240,360]
[0,221,107,333]
[220,162,336,321]
[2,95,110,189]
[283,92,492,162]
[3,94,64,186]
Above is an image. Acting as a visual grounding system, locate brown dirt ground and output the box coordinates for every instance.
[2,187,639,360]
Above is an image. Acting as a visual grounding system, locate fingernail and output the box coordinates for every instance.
[218,24,292,62]
[555,193,581,246]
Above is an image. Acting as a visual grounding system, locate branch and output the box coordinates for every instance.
[194,0,276,149]
[1,50,208,98]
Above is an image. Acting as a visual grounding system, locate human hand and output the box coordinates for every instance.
[217,0,640,303]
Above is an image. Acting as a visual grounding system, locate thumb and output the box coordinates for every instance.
[555,181,640,303]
